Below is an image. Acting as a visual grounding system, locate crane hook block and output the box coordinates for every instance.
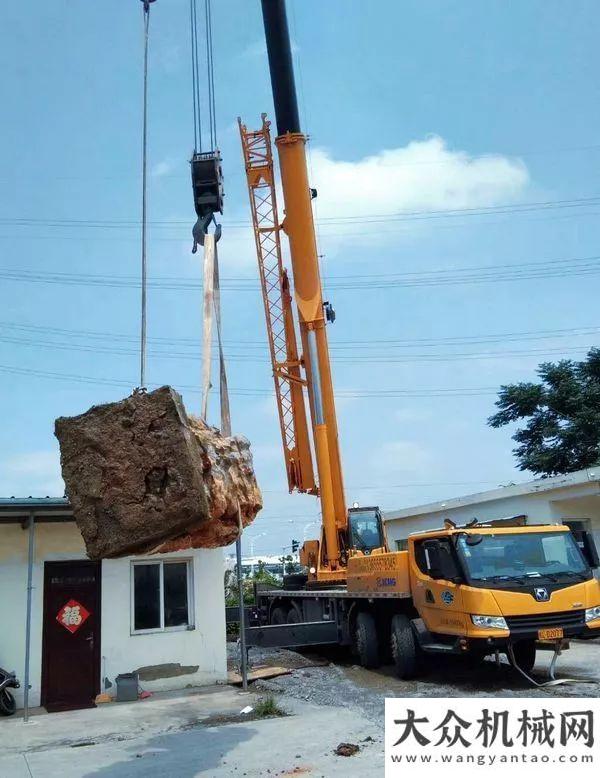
[190,150,224,253]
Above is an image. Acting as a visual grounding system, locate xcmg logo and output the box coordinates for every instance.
[534,587,550,602]
[376,577,397,587]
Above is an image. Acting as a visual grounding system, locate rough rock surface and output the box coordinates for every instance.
[55,386,262,559]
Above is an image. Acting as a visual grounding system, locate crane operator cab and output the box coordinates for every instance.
[348,506,386,556]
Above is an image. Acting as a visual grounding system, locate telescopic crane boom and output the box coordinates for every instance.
[240,0,367,581]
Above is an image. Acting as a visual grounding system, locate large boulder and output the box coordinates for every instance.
[55,386,262,559]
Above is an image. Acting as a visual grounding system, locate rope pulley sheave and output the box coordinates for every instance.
[189,0,223,253]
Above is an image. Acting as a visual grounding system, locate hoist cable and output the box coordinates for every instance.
[205,0,217,148]
[190,0,203,151]
[189,0,199,151]
[140,2,151,389]
[189,0,217,151]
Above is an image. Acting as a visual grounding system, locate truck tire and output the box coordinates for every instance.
[511,640,537,674]
[354,612,380,669]
[390,615,419,679]
[287,605,302,623]
[271,606,288,625]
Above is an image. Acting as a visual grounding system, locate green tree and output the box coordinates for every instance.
[278,554,300,575]
[488,348,600,476]
[224,560,279,607]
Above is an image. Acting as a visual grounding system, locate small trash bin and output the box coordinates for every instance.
[115,673,139,702]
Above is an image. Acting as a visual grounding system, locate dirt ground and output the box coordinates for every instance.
[227,640,600,724]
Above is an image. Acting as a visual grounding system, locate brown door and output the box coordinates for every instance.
[41,560,101,712]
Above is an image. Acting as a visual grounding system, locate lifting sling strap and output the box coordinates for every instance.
[201,235,230,434]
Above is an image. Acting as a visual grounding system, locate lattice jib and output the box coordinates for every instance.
[238,116,315,494]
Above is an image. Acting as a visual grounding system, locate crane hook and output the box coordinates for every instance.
[192,213,222,254]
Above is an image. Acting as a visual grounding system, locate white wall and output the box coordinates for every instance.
[0,522,226,709]
[101,550,226,693]
[384,486,600,545]
[384,486,600,577]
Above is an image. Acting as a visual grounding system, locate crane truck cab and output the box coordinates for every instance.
[354,521,600,678]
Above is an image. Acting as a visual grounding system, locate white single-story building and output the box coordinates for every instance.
[0,497,227,714]
[384,467,600,563]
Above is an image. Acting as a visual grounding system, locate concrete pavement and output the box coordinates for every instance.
[1,642,597,776]
[0,687,382,777]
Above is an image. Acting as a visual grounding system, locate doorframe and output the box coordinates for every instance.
[40,559,102,709]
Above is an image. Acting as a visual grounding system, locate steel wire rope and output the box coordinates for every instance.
[139,1,152,389]
[204,0,217,148]
[190,0,203,151]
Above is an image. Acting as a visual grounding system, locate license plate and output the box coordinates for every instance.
[538,627,564,640]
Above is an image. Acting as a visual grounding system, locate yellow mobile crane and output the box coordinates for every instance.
[239,0,600,679]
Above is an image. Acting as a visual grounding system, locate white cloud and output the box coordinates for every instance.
[151,158,176,178]
[378,439,433,476]
[0,450,64,497]
[223,135,530,267]
[309,136,529,226]
[394,407,432,424]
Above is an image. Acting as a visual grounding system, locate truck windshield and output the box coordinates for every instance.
[349,510,383,551]
[456,531,589,582]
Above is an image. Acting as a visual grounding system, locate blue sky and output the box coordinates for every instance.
[1,0,600,557]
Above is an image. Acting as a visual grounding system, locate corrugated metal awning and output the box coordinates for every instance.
[0,497,73,523]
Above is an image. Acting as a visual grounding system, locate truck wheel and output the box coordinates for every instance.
[287,605,301,623]
[390,615,418,679]
[271,606,287,625]
[511,640,536,674]
[354,612,380,669]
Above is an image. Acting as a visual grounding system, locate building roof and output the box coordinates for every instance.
[0,497,73,523]
[383,466,600,524]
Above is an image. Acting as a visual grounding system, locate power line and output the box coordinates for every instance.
[1,143,600,183]
[1,319,597,350]
[2,205,599,243]
[0,362,503,398]
[2,253,600,293]
[1,195,599,231]
[2,263,595,291]
[0,329,594,365]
